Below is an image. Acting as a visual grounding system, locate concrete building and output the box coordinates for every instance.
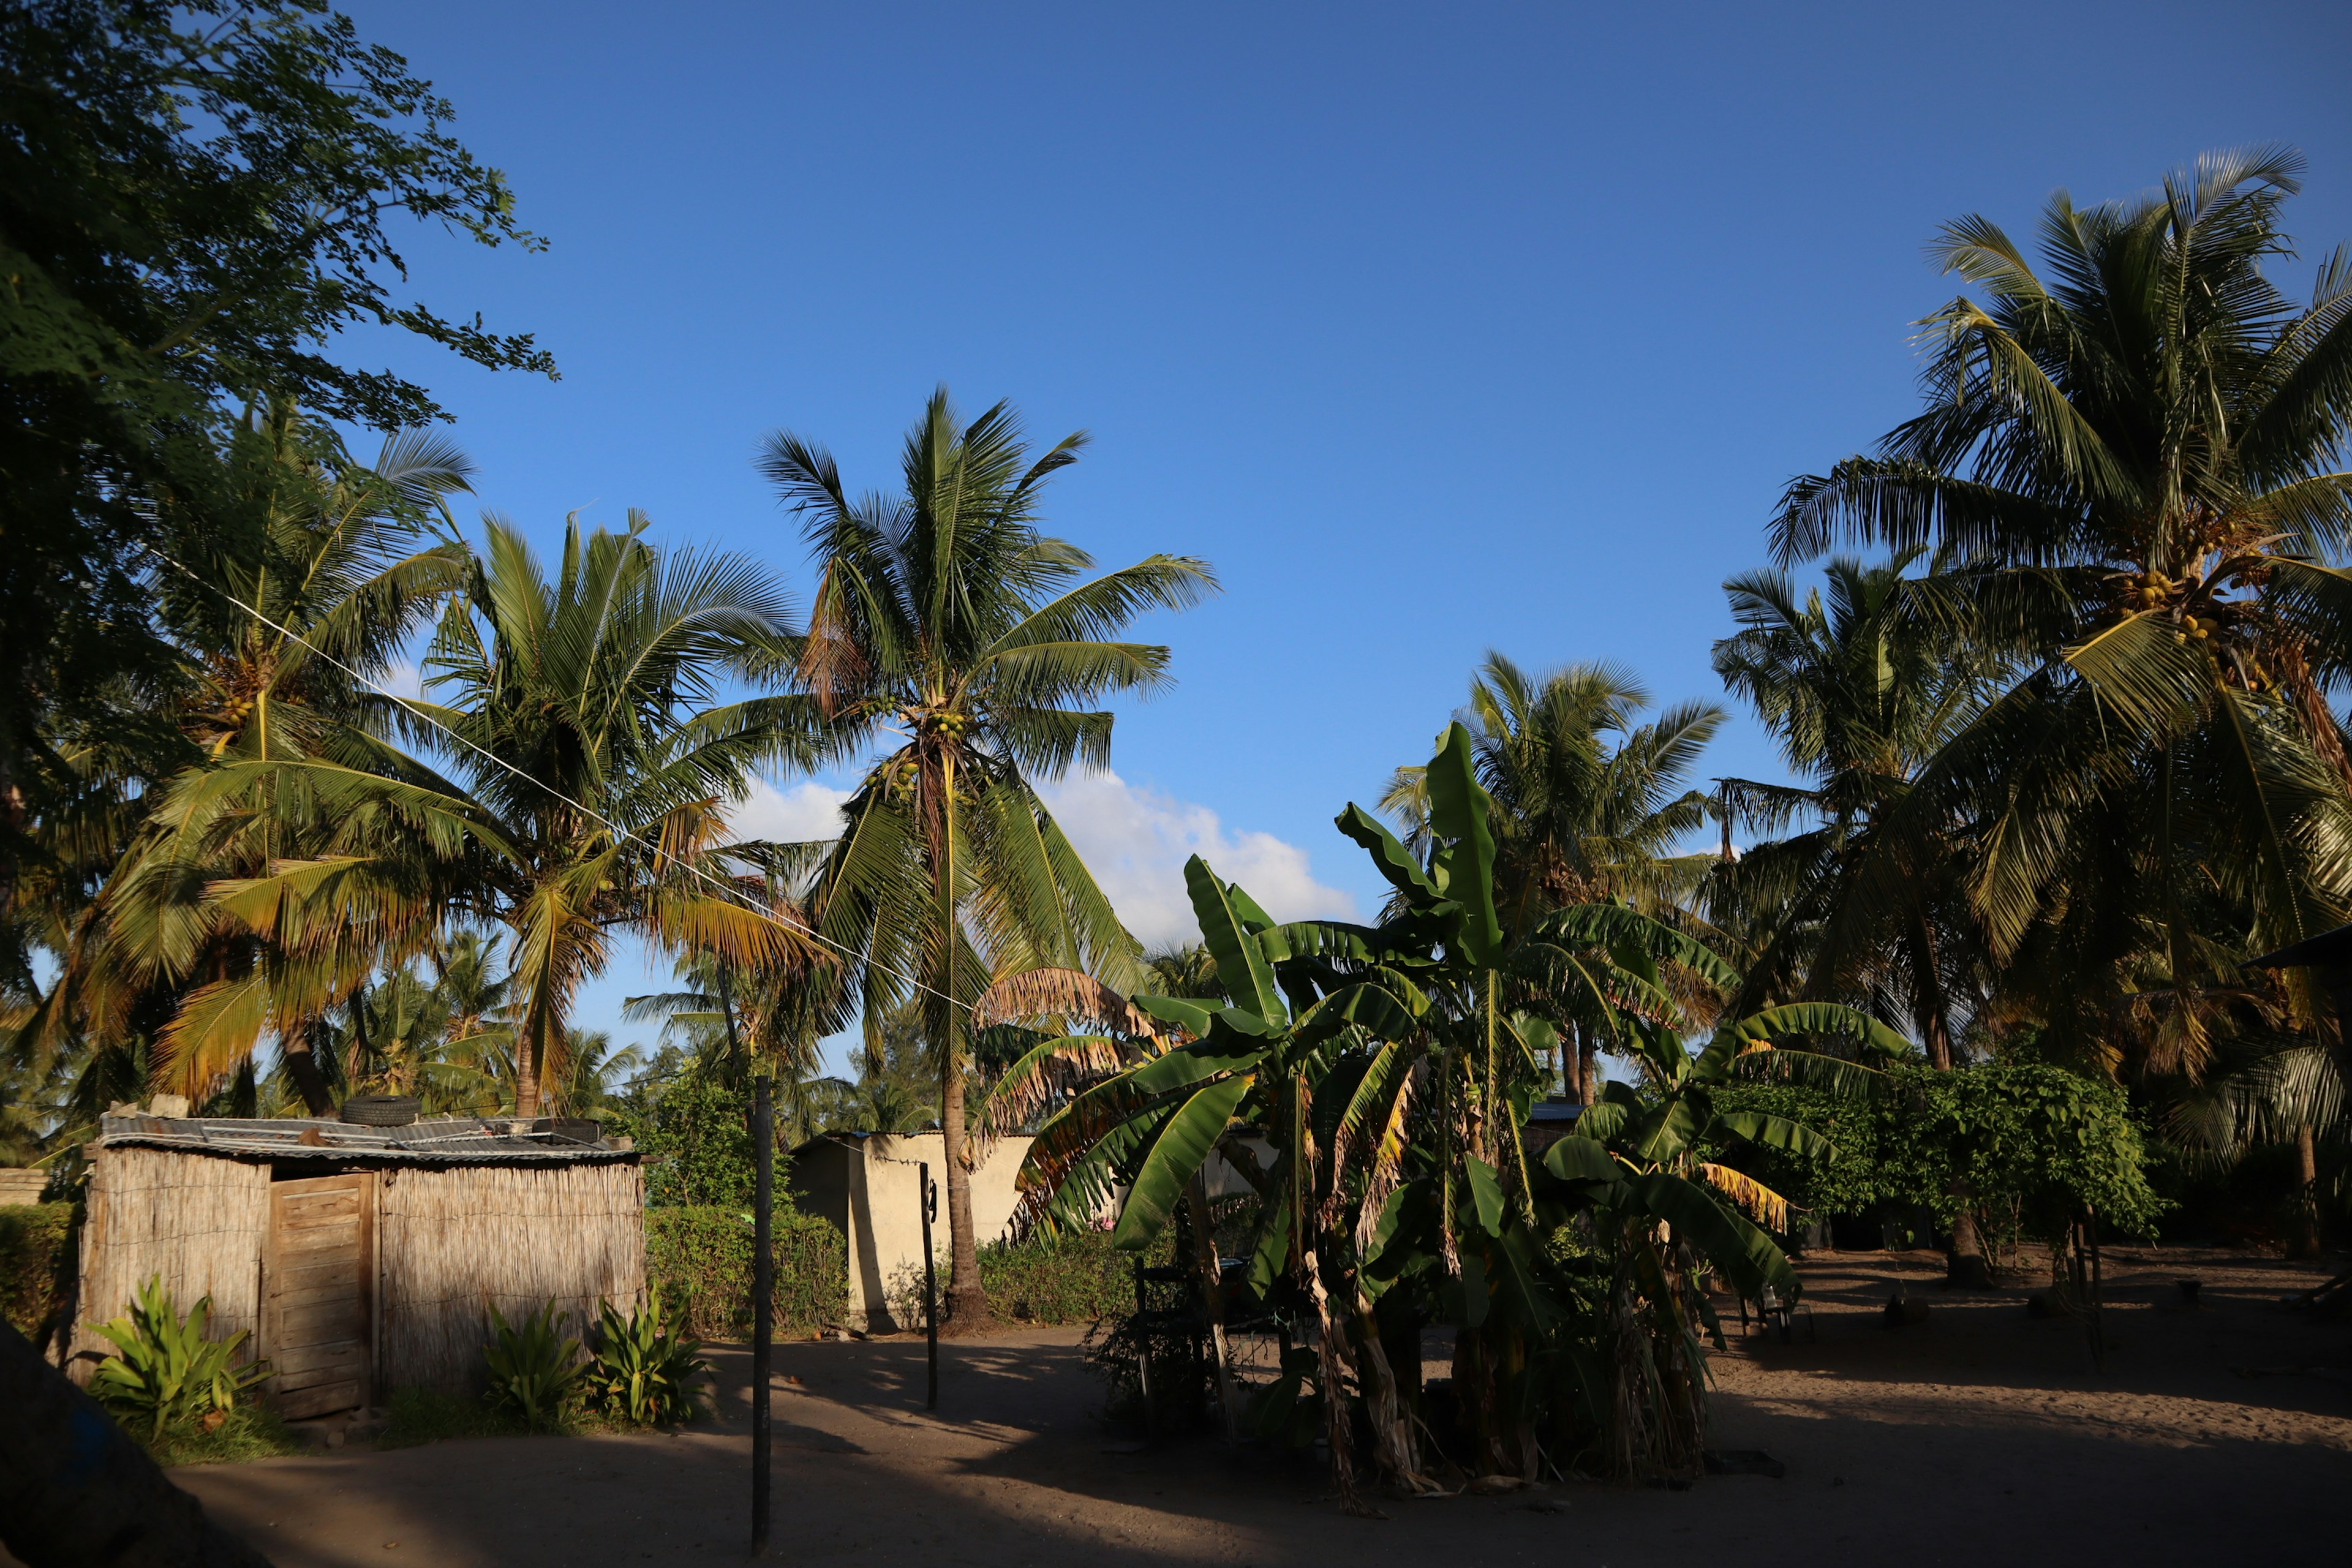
[788,1131,1035,1333]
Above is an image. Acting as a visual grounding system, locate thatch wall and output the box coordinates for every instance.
[377,1161,646,1393]
[70,1148,271,1381]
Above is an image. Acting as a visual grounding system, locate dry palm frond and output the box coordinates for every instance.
[1700,1163,1792,1234]
[975,1034,1131,1139]
[972,966,1164,1041]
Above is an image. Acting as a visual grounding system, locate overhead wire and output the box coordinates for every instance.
[139,542,973,1015]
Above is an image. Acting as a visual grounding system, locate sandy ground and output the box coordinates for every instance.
[69,1248,2352,1567]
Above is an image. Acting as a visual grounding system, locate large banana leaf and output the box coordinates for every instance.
[1534,903,1744,993]
[1464,1154,1507,1237]
[1184,856,1286,1025]
[1335,802,1441,903]
[1619,1171,1798,1298]
[1425,722,1502,964]
[1706,1001,1911,1073]
[1542,1135,1624,1185]
[1111,1072,1256,1250]
[1293,979,1425,1047]
[1714,1109,1835,1161]
[1132,993,1218,1036]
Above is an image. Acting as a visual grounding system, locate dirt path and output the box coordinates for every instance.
[99,1250,2352,1566]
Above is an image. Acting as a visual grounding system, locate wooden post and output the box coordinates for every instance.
[920,1161,938,1412]
[751,1074,773,1556]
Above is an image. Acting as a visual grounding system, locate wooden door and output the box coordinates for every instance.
[262,1172,374,1418]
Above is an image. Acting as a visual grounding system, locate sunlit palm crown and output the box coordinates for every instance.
[1384,654,1721,928]
[1770,146,2352,973]
[23,415,482,1099]
[402,511,825,1110]
[758,390,1216,1023]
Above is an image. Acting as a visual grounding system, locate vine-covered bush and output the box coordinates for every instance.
[643,1205,846,1338]
[0,1204,77,1344]
[1713,1063,2165,1243]
[608,1076,758,1209]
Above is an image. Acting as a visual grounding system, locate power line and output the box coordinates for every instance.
[140,543,971,1015]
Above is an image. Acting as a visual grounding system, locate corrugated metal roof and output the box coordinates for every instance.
[96,1113,636,1166]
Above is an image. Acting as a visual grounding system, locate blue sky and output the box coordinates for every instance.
[339,0,2352,1065]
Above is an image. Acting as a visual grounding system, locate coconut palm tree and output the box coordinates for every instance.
[1770,147,2352,1076]
[1384,655,1722,924]
[1709,550,2001,1047]
[17,409,477,1111]
[1382,654,1724,1098]
[1711,549,2019,1280]
[756,388,1216,1331]
[400,511,832,1117]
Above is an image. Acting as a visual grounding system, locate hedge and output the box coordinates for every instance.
[977,1229,1149,1325]
[644,1205,846,1338]
[0,1204,77,1346]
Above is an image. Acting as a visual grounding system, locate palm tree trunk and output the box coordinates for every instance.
[930,747,998,1335]
[1910,914,1991,1286]
[514,1025,540,1118]
[282,1037,336,1116]
[2290,1123,2323,1261]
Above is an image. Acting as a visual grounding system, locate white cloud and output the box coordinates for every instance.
[1039,769,1357,947]
[379,660,425,700]
[728,778,854,843]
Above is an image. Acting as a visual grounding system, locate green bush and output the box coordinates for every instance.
[0,1203,77,1345]
[978,1229,1147,1325]
[1712,1063,2166,1245]
[607,1075,760,1208]
[644,1205,846,1338]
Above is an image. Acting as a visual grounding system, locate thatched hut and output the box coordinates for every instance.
[72,1111,643,1418]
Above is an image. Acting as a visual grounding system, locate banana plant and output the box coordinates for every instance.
[1014,722,1890,1499]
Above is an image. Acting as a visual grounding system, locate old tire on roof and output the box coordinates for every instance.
[340,1095,421,1127]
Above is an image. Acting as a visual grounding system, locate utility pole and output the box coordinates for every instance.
[751,1074,773,1556]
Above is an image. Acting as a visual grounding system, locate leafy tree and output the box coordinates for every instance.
[1768,148,2352,1075]
[0,0,552,919]
[756,388,1215,1332]
[1713,1064,2165,1255]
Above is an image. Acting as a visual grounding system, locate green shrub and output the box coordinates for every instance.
[584,1286,708,1425]
[89,1276,268,1442]
[0,1203,77,1345]
[1711,1063,2166,1245]
[913,1226,1188,1329]
[607,1076,761,1208]
[644,1206,846,1338]
[978,1228,1146,1325]
[483,1300,582,1428]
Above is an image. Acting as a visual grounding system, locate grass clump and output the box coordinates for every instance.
[148,1405,304,1466]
